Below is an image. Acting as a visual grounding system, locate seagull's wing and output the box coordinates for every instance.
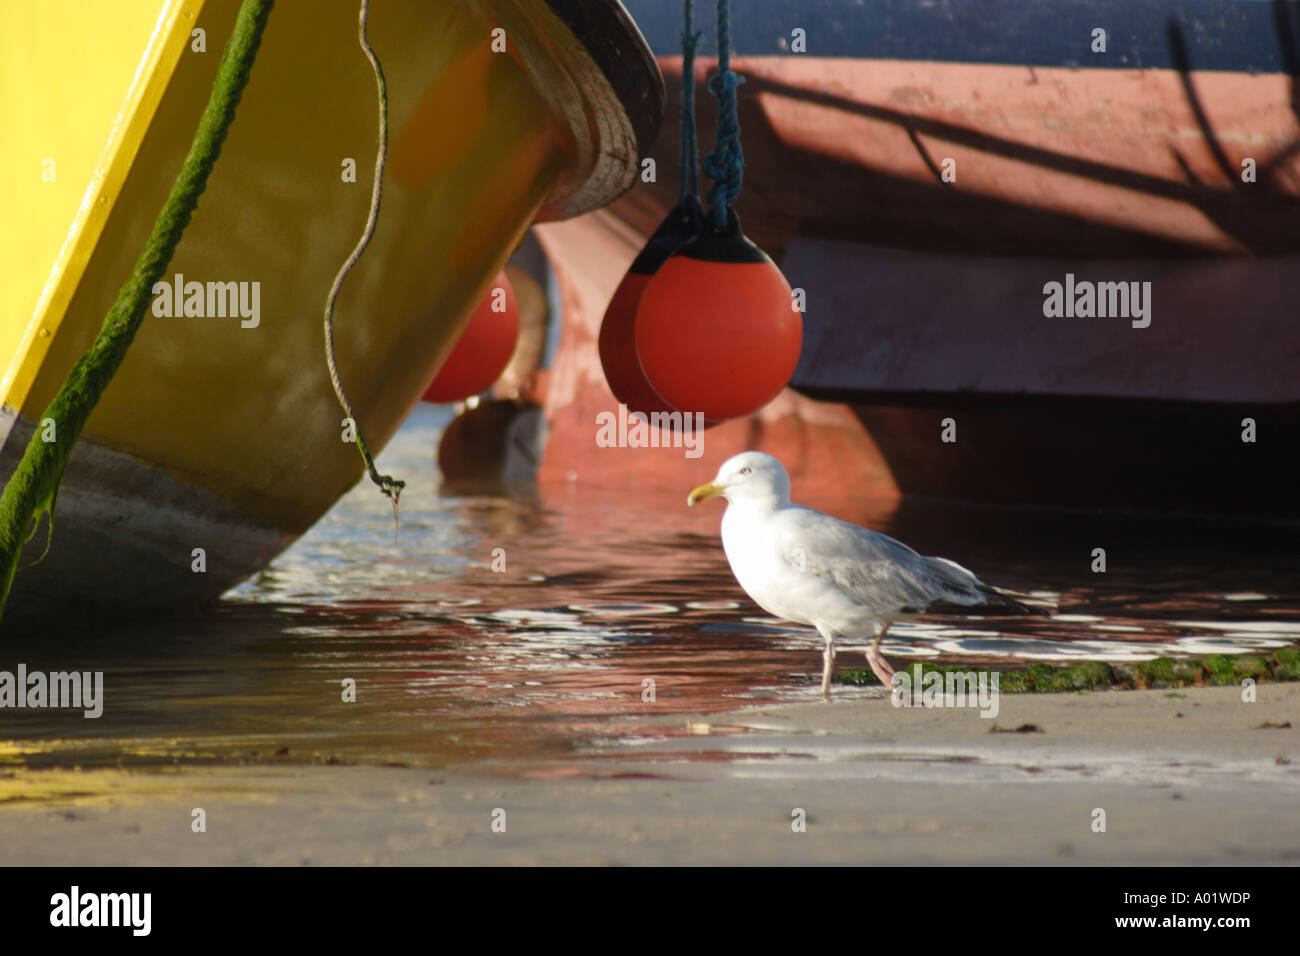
[776,507,984,615]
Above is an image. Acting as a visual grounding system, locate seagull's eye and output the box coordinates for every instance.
[740,467,752,476]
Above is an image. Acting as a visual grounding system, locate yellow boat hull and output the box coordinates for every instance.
[0,0,661,623]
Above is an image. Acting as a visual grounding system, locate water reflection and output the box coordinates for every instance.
[2,405,1296,779]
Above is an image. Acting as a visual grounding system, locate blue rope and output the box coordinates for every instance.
[702,0,744,231]
[679,0,701,200]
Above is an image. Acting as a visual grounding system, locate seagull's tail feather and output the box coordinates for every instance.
[924,557,1054,617]
[973,584,1054,617]
[927,586,1053,617]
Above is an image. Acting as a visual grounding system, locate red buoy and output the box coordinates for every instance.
[634,213,801,421]
[598,196,704,413]
[422,271,519,403]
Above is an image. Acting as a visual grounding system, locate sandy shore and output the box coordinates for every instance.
[2,682,1297,865]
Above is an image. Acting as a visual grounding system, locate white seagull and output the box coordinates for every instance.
[688,451,1049,698]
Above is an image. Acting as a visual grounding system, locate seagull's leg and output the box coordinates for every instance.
[817,626,836,699]
[866,622,895,688]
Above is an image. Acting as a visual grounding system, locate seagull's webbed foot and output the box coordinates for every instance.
[865,647,895,689]
[867,623,896,694]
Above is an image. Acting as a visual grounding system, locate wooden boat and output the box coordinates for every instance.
[0,0,662,624]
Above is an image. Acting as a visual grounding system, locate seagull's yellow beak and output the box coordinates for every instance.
[687,481,724,507]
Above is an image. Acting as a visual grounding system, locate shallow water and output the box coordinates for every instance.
[3,404,1297,778]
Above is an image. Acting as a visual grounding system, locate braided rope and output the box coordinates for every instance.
[701,0,744,231]
[679,0,701,199]
[323,0,405,532]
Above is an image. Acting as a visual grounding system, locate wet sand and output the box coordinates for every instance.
[3,682,1297,865]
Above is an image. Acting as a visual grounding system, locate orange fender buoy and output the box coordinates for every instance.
[422,271,520,403]
[634,213,801,422]
[598,196,704,413]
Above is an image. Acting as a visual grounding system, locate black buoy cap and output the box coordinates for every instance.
[674,209,772,264]
[629,194,707,275]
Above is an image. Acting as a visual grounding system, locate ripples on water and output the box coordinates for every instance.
[3,404,1297,775]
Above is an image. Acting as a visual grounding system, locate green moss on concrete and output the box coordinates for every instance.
[835,646,1300,693]
[836,660,945,687]
[834,668,883,686]
[1063,660,1114,690]
[1274,647,1300,666]
[998,670,1034,694]
[1275,664,1300,682]
[1204,654,1239,686]
[1232,654,1270,679]
[1026,662,1061,691]
[1172,660,1204,684]
[1140,657,1177,688]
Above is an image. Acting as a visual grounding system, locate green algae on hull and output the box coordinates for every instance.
[835,646,1300,692]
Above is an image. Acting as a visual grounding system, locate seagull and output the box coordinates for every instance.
[687,451,1050,698]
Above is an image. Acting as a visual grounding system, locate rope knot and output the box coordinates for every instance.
[707,68,744,98]
[701,0,744,232]
[702,69,744,231]
[377,475,405,503]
